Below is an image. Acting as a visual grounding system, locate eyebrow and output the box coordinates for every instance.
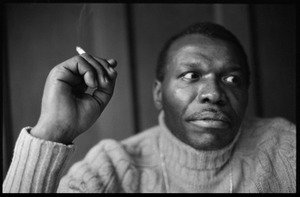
[224,66,243,72]
[180,62,243,72]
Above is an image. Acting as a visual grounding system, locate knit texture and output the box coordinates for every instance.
[3,127,75,192]
[3,112,296,193]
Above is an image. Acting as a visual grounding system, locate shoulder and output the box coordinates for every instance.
[238,116,295,152]
[58,125,161,193]
[120,125,161,156]
[236,117,296,192]
[58,138,128,192]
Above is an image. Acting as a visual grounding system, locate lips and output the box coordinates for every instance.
[186,110,231,129]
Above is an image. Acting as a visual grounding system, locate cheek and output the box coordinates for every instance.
[227,89,248,117]
[162,84,196,114]
[174,88,192,103]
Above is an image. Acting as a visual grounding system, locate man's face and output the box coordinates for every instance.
[154,34,248,150]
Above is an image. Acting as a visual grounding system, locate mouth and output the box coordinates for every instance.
[187,111,231,129]
[189,119,230,129]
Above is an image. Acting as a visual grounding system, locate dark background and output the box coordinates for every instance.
[2,3,296,180]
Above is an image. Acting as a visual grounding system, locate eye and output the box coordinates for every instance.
[181,72,200,81]
[223,75,240,86]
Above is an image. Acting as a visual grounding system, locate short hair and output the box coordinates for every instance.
[156,22,250,88]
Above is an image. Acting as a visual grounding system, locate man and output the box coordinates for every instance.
[3,22,295,193]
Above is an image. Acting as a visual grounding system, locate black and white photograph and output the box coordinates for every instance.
[2,3,296,193]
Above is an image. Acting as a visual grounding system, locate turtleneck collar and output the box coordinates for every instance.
[158,110,241,170]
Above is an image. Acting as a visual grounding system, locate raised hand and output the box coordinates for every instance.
[31,48,118,144]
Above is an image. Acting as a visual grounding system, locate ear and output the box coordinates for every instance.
[153,79,162,110]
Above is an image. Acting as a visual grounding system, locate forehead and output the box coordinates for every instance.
[167,34,243,68]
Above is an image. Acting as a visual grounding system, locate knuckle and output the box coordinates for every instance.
[50,65,62,75]
[98,58,109,67]
[73,55,83,62]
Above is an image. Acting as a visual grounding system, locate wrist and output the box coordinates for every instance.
[31,123,73,145]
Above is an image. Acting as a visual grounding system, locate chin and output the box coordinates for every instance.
[182,126,236,150]
[185,132,218,150]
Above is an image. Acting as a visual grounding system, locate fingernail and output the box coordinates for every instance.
[107,59,117,67]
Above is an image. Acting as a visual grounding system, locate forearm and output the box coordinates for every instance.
[3,127,75,193]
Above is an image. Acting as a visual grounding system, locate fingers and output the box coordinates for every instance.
[80,53,117,88]
[74,52,118,109]
[78,54,118,108]
[57,53,117,89]
[53,56,95,90]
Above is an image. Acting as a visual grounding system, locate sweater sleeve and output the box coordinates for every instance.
[3,127,76,193]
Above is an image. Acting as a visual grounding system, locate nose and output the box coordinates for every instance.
[198,78,226,106]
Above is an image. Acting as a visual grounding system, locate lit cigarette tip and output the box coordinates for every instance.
[76,46,86,55]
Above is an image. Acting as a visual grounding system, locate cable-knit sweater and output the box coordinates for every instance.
[3,112,296,193]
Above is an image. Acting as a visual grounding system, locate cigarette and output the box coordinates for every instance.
[76,46,86,55]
